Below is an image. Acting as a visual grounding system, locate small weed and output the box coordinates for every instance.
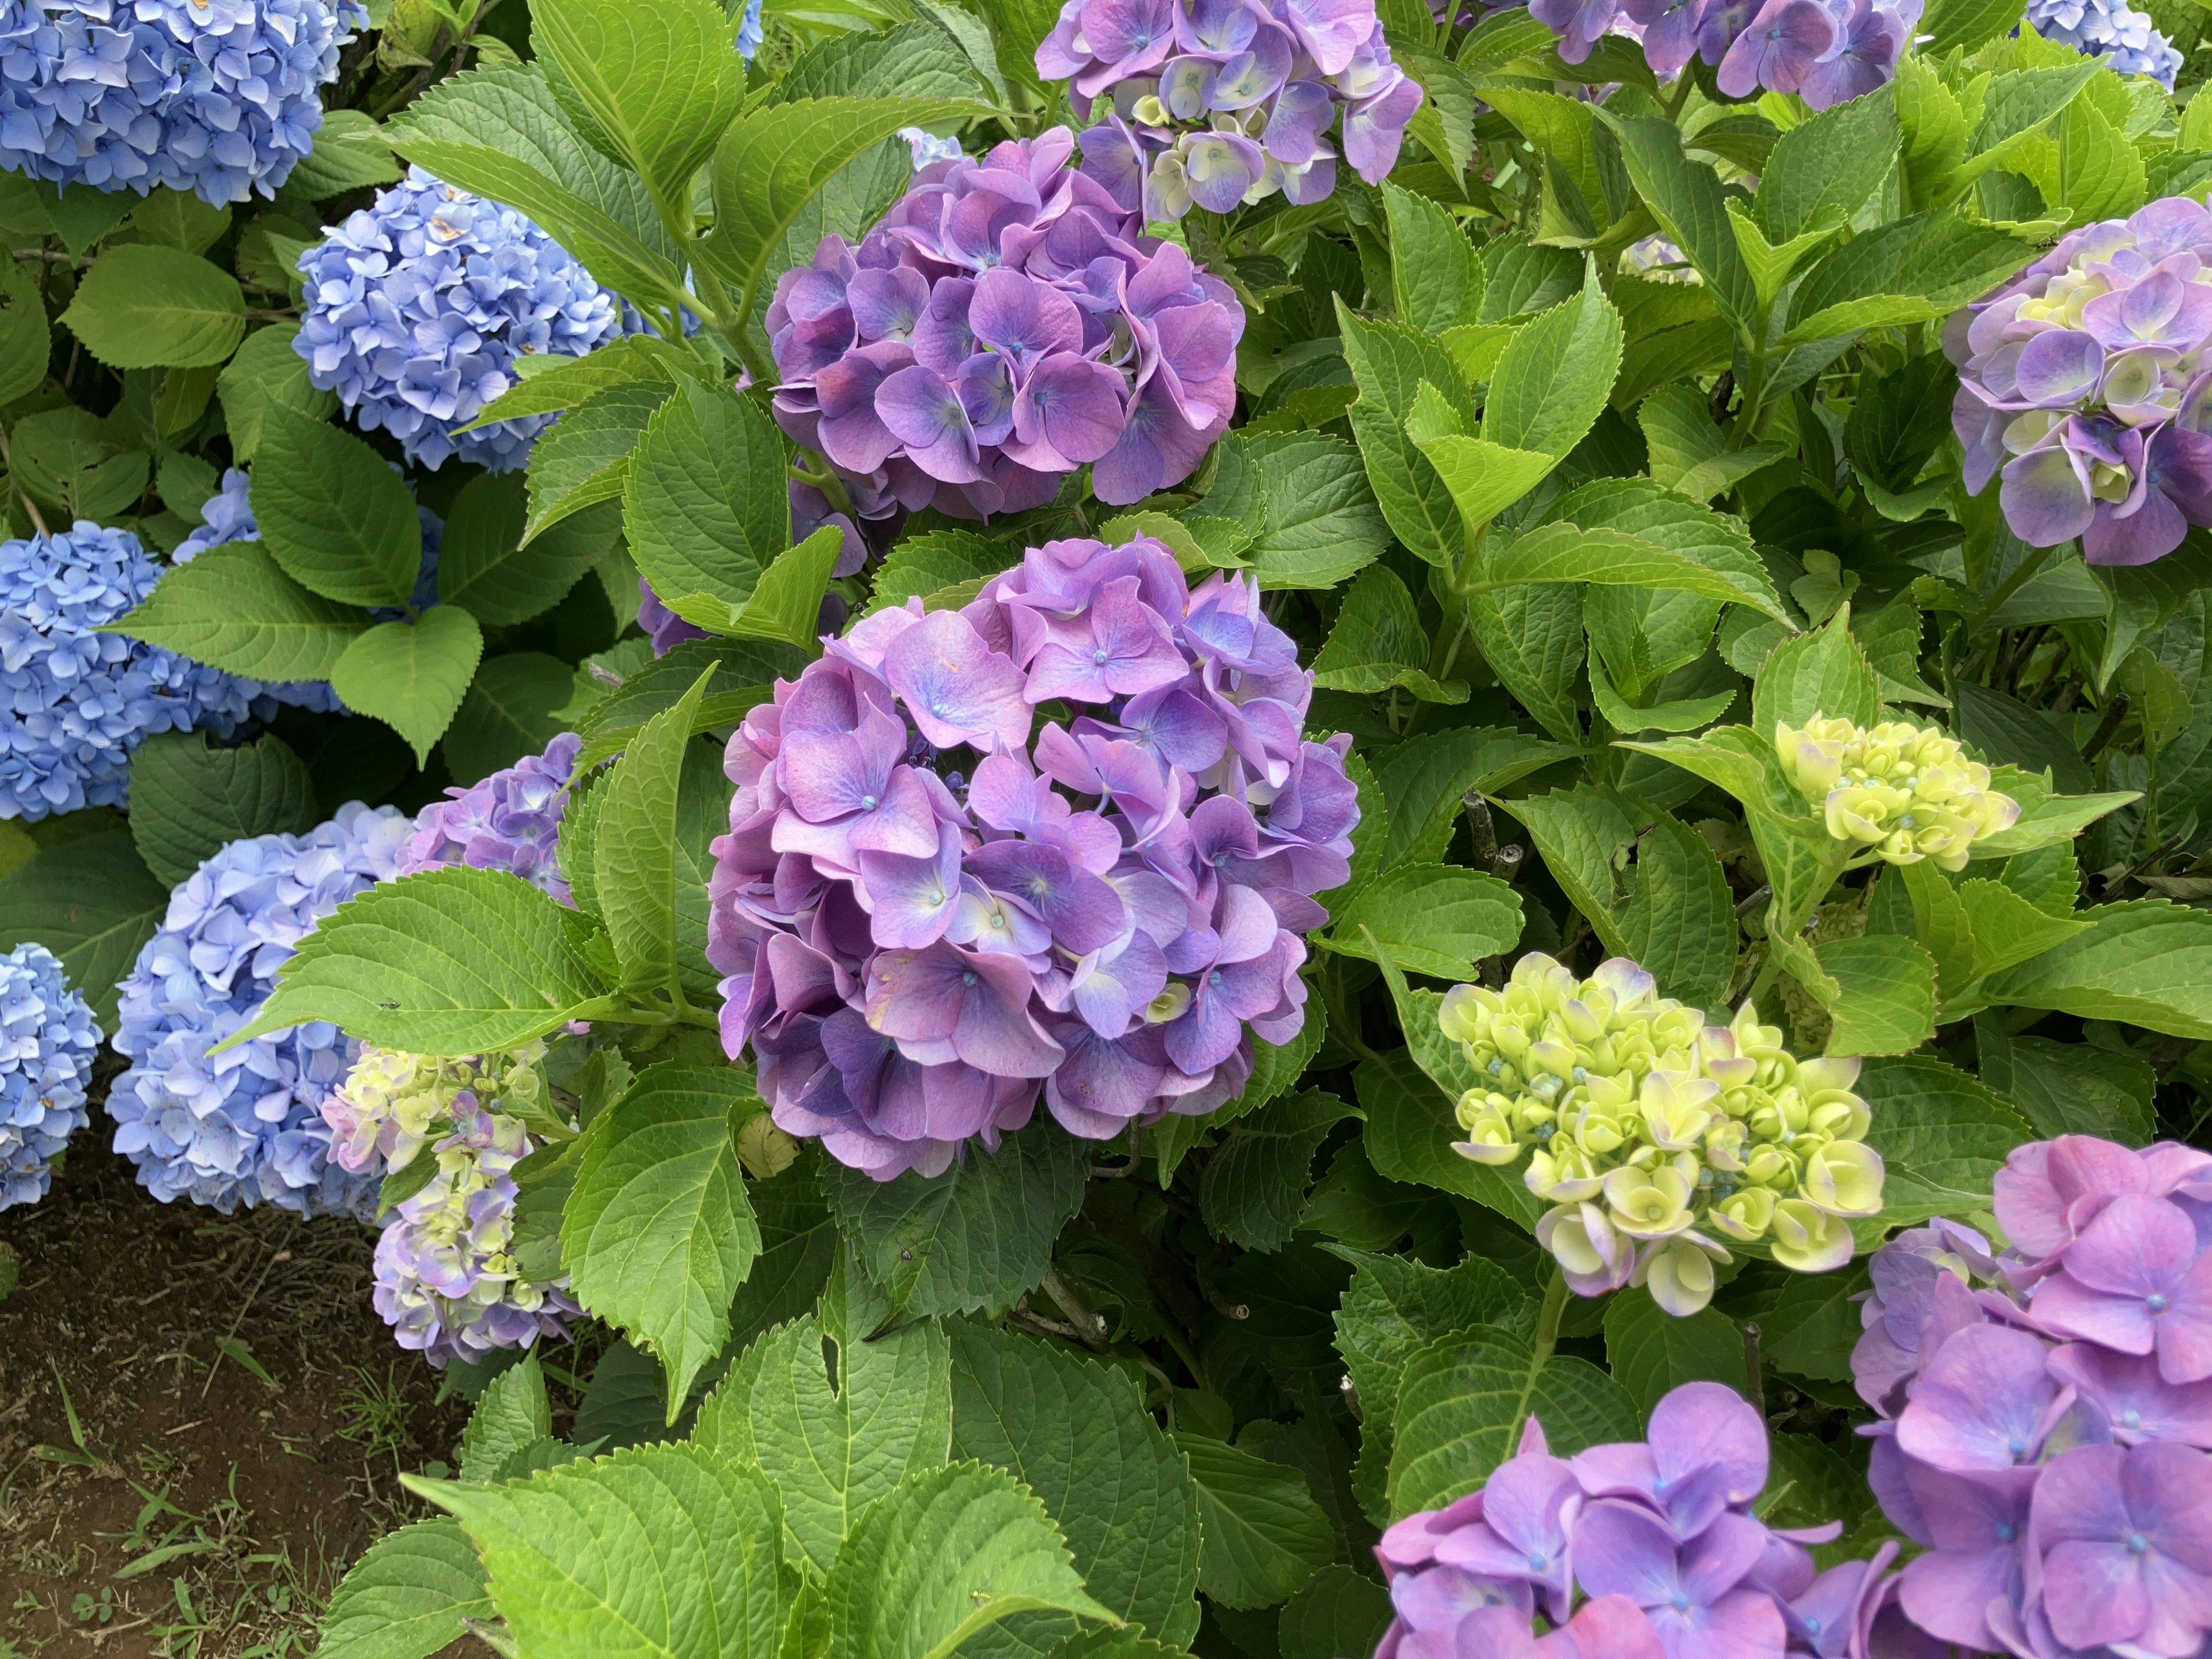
[334,1365,410,1472]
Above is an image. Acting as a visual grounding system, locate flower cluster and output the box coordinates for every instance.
[1950,196,2212,567]
[296,168,630,472]
[0,943,97,1211]
[0,522,263,821]
[710,533,1352,1180]
[0,0,361,205]
[1851,1134,2212,1659]
[1377,1381,1914,1659]
[108,802,414,1218]
[1620,235,1698,283]
[400,732,582,904]
[1535,0,1919,108]
[1440,955,1884,1317]
[768,127,1245,518]
[1775,715,2021,872]
[2027,0,2181,86]
[323,1042,580,1368]
[1036,0,1422,219]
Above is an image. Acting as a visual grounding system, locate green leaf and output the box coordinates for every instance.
[1752,605,1880,735]
[1310,566,1464,702]
[821,1123,1089,1320]
[1983,899,2212,1037]
[1386,1325,1638,1517]
[0,834,166,1028]
[218,324,336,463]
[1551,476,1788,621]
[1603,1290,1745,1417]
[331,608,486,768]
[225,866,611,1056]
[1858,1054,2033,1225]
[1638,383,1783,503]
[410,1443,786,1659]
[623,383,787,628]
[1956,876,2089,983]
[1336,302,1469,569]
[315,1517,491,1659]
[729,527,844,647]
[1152,1006,1328,1187]
[59,243,244,369]
[1481,521,1782,617]
[728,1152,840,1356]
[1599,113,1758,331]
[1280,1569,1392,1659]
[9,407,145,522]
[595,667,712,993]
[1976,1023,2157,1144]
[1878,859,1976,1001]
[703,97,989,313]
[104,542,366,682]
[1172,1432,1335,1611]
[251,410,425,608]
[1778,933,1937,1056]
[1481,275,1623,460]
[694,1277,953,1575]
[442,653,576,786]
[1354,1044,1544,1230]
[1846,350,1959,498]
[527,380,675,544]
[1922,0,2025,48]
[1373,725,1577,870]
[565,1063,760,1420]
[827,1462,1113,1659]
[530,0,747,207]
[1385,182,1482,334]
[1753,86,1900,244]
[1784,211,2040,344]
[0,260,50,406]
[459,1353,552,1483]
[1464,583,1585,744]
[437,473,603,624]
[282,107,404,198]
[1327,865,1524,981]
[462,335,686,433]
[1199,427,1388,589]
[949,1324,1203,1649]
[126,732,317,888]
[1620,811,1737,1010]
[1756,1262,1870,1384]
[1407,424,1560,535]
[1199,1089,1361,1252]
[868,531,1009,614]
[773,17,999,103]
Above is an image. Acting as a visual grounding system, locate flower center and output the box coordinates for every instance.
[1805,1619,1822,1635]
[1671,1593,1691,1612]
[1995,1521,2017,1543]
[2008,1435,2028,1456]
[861,794,879,810]
[2128,1531,2152,1556]
[1526,1551,1547,1571]
[2124,1409,2143,1429]
[2149,1293,2171,1313]
[1209,970,1224,986]
[1093,649,1109,665]
[961,971,978,986]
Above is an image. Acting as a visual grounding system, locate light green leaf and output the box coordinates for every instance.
[0,834,166,1028]
[828,1462,1114,1659]
[1859,1054,2033,1225]
[1587,649,1734,734]
[1783,211,2040,344]
[1957,876,2089,983]
[109,541,366,681]
[1753,85,1900,244]
[251,409,425,608]
[1782,933,1938,1056]
[867,531,1009,614]
[1310,566,1464,702]
[1983,899,2212,1037]
[331,607,486,767]
[623,383,787,628]
[458,1353,552,1483]
[1385,181,1483,334]
[1480,522,1783,616]
[1598,112,1758,331]
[410,1443,786,1659]
[530,0,747,207]
[1638,382,1781,503]
[127,732,317,888]
[461,335,685,433]
[1465,583,1585,744]
[527,380,675,544]
[282,107,404,198]
[729,527,844,647]
[1603,1290,1745,1416]
[1751,605,1878,734]
[1172,1432,1335,1611]
[596,667,712,993]
[565,1063,760,1420]
[1556,477,1787,621]
[217,323,336,462]
[60,242,244,368]
[315,1517,491,1659]
[224,865,611,1056]
[1725,197,1842,310]
[1886,859,1977,1001]
[1406,422,1559,537]
[1480,275,1622,460]
[1335,301,1469,569]
[1327,866,1523,982]
[1199,427,1388,590]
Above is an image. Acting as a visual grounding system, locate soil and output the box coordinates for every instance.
[0,1073,476,1659]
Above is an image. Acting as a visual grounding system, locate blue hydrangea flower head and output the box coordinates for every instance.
[2025,0,2180,85]
[294,168,631,471]
[737,0,764,60]
[107,800,415,1218]
[0,520,259,820]
[0,941,98,1210]
[0,0,366,206]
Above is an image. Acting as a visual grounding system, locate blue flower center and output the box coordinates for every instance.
[861,794,878,810]
[1209,971,1224,986]
[2149,1293,2171,1313]
[961,971,978,986]
[1805,1618,1823,1635]
[2124,1410,2143,1429]
[1995,1521,2017,1543]
[1092,649,1109,665]
[1527,1551,1547,1571]
[1671,1593,1691,1612]
[2128,1532,2152,1556]
[2008,1435,2028,1456]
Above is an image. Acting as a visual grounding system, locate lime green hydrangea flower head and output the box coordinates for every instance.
[1438,953,1884,1316]
[1775,714,2020,872]
[321,1041,548,1176]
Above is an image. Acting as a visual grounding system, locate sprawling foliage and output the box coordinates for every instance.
[9,0,2212,1652]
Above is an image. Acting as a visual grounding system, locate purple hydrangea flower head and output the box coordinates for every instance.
[0,521,265,820]
[1949,196,2212,566]
[296,168,631,471]
[709,534,1350,1179]
[1044,0,1421,217]
[0,942,97,1210]
[401,732,582,904]
[2026,0,2180,85]
[0,0,364,205]
[1541,0,1916,103]
[107,802,414,1218]
[2030,1441,2212,1654]
[768,128,1244,517]
[1376,1382,1872,1659]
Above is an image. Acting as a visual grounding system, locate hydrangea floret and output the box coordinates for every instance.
[0,942,97,1211]
[323,1041,580,1368]
[1536,0,1919,109]
[1439,954,1884,1316]
[0,521,267,820]
[768,127,1245,519]
[400,732,582,904]
[1037,0,1423,218]
[108,802,415,1218]
[1949,196,2212,567]
[2025,0,2180,86]
[1376,1380,1918,1659]
[711,532,1354,1180]
[1774,714,2021,871]
[296,167,631,472]
[0,0,363,204]
[1850,1134,2212,1659]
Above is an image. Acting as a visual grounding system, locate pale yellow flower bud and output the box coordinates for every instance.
[1604,1162,1698,1238]
[1709,1185,1777,1241]
[1769,1197,1856,1272]
[1635,1233,1730,1316]
[1802,1140,1886,1217]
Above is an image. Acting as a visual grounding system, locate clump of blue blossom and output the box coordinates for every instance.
[107,802,414,1219]
[0,0,365,206]
[0,522,260,820]
[2026,0,2181,83]
[0,943,97,1211]
[295,168,631,472]
[900,126,964,168]
[737,0,764,60]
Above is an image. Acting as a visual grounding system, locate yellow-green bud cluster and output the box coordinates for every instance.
[1775,714,2020,872]
[1437,953,1885,1315]
[323,1041,548,1176]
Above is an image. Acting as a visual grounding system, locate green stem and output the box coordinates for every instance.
[1530,1266,1569,1371]
[1664,72,1697,121]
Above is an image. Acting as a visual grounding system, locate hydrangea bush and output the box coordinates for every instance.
[3,0,2212,1653]
[0,942,98,1209]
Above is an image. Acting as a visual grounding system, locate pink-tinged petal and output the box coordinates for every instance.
[1650,1381,1769,1505]
[1999,441,2096,548]
[2014,329,2105,406]
[1011,351,1126,467]
[881,610,1032,754]
[855,829,963,950]
[1898,1544,2020,1651]
[866,943,1063,1077]
[2086,486,2191,567]
[1896,1324,2061,1472]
